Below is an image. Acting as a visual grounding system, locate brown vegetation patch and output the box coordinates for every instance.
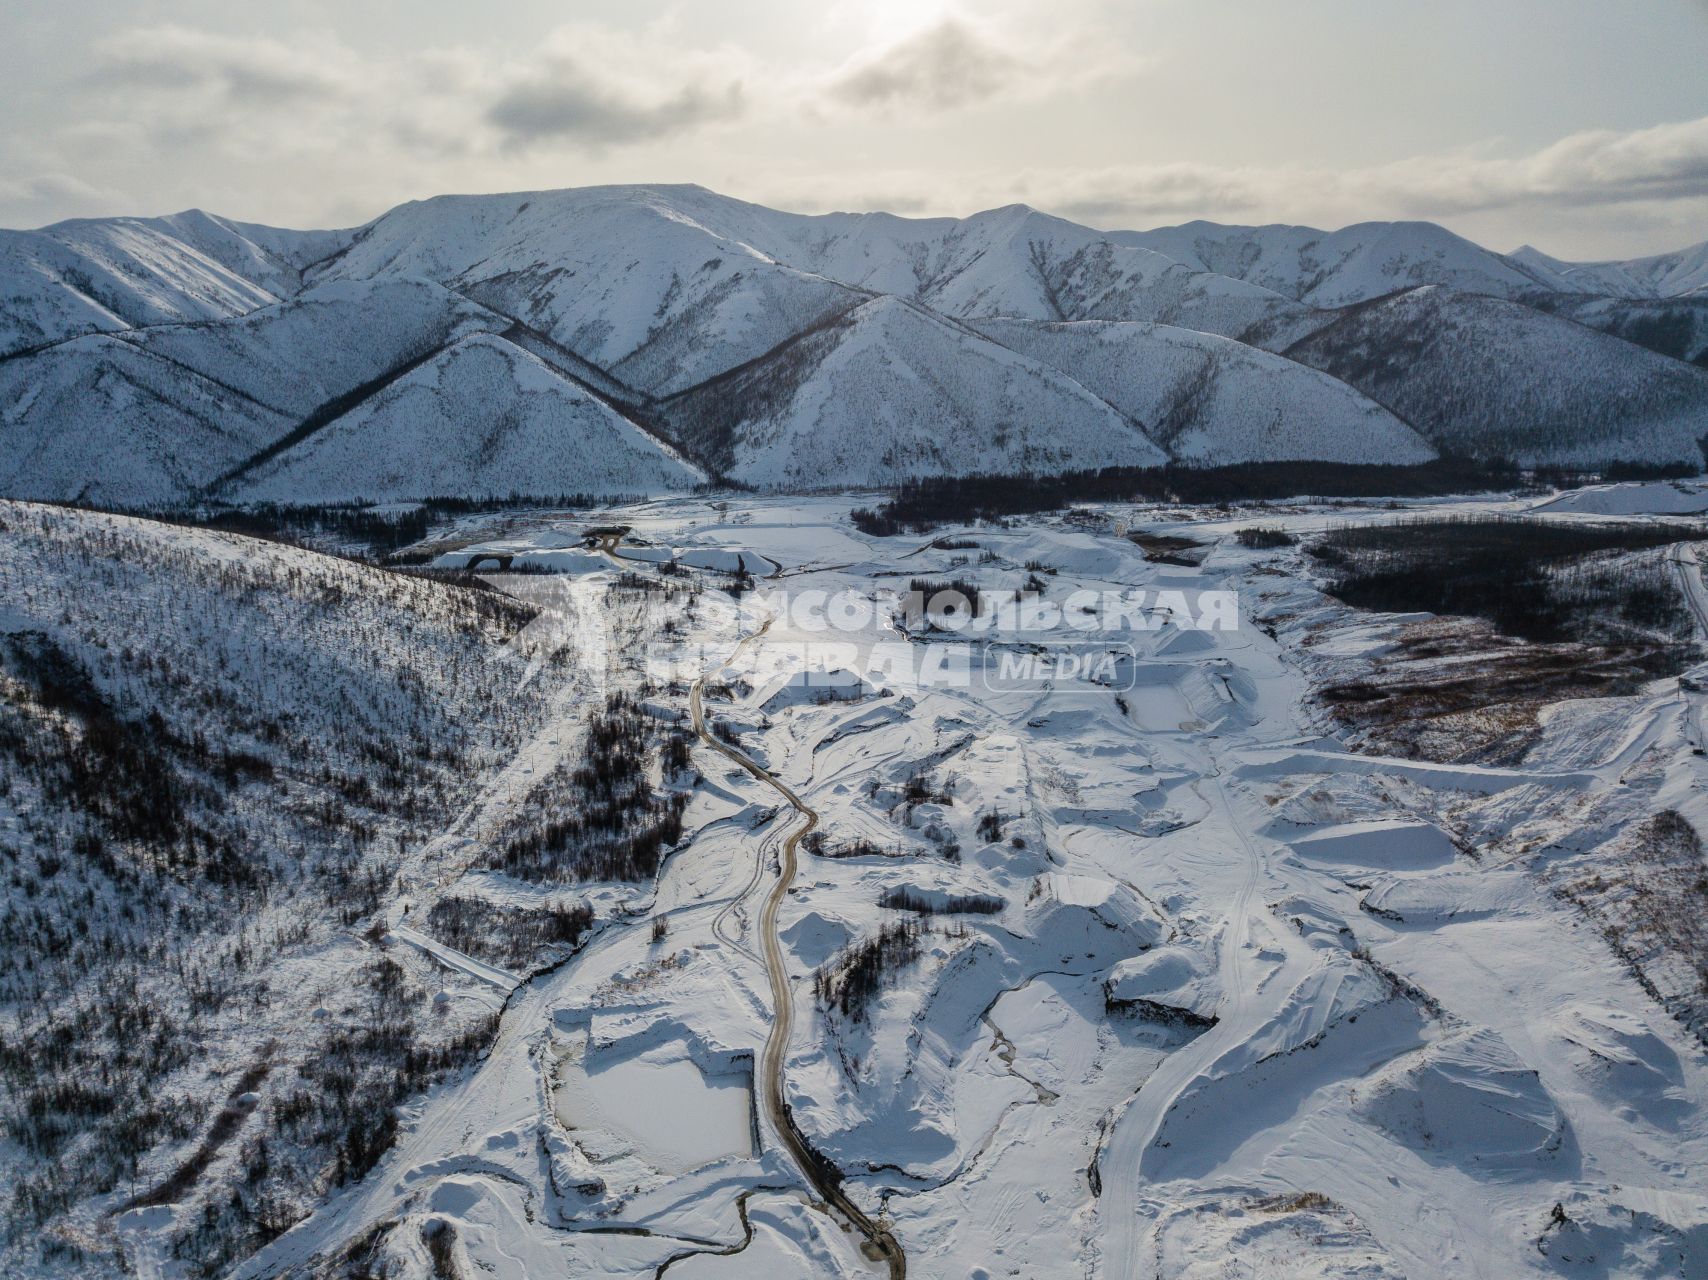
[1319,615,1679,763]
[1553,810,1708,1045]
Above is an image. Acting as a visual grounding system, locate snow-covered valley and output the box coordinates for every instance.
[10,484,1708,1277]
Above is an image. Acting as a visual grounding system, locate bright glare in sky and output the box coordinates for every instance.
[2,0,1707,257]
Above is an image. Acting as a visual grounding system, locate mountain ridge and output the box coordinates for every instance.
[4,183,1707,503]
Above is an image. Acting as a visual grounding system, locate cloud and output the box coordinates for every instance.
[1001,116,1708,232]
[1371,116,1708,213]
[827,20,1021,111]
[1042,165,1265,221]
[823,15,1143,114]
[480,22,751,149]
[95,26,358,102]
[88,23,749,156]
[488,72,744,147]
[24,16,1708,257]
[0,173,131,227]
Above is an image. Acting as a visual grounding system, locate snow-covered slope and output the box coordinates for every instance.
[974,317,1435,464]
[312,186,866,396]
[1510,240,1708,300]
[1119,219,1547,307]
[1523,293,1708,368]
[0,333,289,505]
[103,209,347,297]
[0,211,348,357]
[660,296,1166,487]
[314,187,1312,369]
[0,281,516,506]
[0,500,561,1279]
[1285,286,1708,465]
[740,200,1313,340]
[1126,219,1708,308]
[6,184,1708,502]
[230,332,704,502]
[125,278,509,417]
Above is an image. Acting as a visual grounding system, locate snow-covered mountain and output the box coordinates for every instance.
[1124,219,1708,307]
[972,317,1435,464]
[3,183,1707,504]
[313,187,867,396]
[713,198,1313,340]
[0,210,349,357]
[229,333,705,503]
[1510,239,1708,299]
[125,278,508,419]
[1118,219,1548,307]
[660,296,1165,487]
[0,280,519,506]
[1285,286,1708,466]
[0,333,291,505]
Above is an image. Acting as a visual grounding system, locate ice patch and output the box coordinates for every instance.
[553,1031,756,1175]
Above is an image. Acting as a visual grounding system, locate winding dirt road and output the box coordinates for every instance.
[689,624,907,1279]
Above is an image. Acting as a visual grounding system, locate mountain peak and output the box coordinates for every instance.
[5,183,1708,506]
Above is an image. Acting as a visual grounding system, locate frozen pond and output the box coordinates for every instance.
[553,1032,755,1173]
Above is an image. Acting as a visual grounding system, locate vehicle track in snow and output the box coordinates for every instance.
[689,620,908,1279]
[1670,543,1708,643]
[1092,759,1293,1275]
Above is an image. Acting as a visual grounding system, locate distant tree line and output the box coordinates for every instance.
[1536,460,1701,485]
[1311,515,1708,648]
[59,494,607,563]
[850,456,1527,535]
[1233,526,1296,549]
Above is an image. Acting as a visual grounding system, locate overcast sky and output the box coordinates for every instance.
[4,0,1707,258]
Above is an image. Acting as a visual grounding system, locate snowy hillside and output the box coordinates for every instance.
[1127,219,1708,307]
[313,187,866,396]
[1119,219,1547,307]
[0,501,561,1278]
[0,333,290,505]
[230,332,704,503]
[1524,293,1708,368]
[0,279,513,506]
[5,183,1708,502]
[0,210,347,357]
[319,186,1305,346]
[734,199,1313,340]
[1285,286,1708,465]
[659,296,1166,487]
[126,278,509,418]
[1511,240,1708,299]
[974,316,1435,464]
[309,187,1311,391]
